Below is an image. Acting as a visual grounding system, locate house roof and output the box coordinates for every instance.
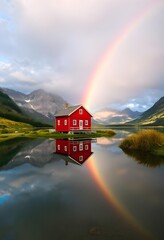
[55,105,92,117]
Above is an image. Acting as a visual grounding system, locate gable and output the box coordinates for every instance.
[55,105,92,117]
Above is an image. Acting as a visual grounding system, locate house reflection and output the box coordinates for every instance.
[54,139,94,166]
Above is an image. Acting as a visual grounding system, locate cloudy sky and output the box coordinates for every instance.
[0,0,163,112]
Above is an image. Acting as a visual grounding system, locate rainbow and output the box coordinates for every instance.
[82,0,162,110]
[81,1,162,238]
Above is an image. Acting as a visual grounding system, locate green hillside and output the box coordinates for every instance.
[0,90,51,127]
[0,117,32,131]
[0,90,22,113]
[129,97,164,126]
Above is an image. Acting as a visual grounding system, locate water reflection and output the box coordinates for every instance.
[0,138,94,170]
[54,139,93,165]
[0,138,58,170]
[122,149,164,168]
[0,138,33,168]
[0,134,164,240]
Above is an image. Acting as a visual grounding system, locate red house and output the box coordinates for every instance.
[54,139,93,166]
[55,105,92,133]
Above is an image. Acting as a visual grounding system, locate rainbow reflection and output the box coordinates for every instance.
[86,156,154,240]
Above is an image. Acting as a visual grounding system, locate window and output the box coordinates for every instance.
[79,143,83,151]
[79,156,83,162]
[85,120,88,125]
[73,120,77,125]
[58,119,60,125]
[85,145,88,150]
[64,146,67,151]
[73,146,77,152]
[79,109,83,114]
[64,119,67,125]
[57,145,60,150]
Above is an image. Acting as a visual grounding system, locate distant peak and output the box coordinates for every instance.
[30,89,45,94]
[122,108,133,113]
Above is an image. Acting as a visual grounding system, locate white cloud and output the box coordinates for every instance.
[10,71,36,83]
[0,0,163,110]
[0,77,5,83]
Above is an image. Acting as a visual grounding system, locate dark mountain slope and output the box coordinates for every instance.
[0,90,22,114]
[0,90,51,127]
[129,97,164,125]
[3,88,67,121]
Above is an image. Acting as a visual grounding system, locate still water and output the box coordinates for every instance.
[0,131,163,240]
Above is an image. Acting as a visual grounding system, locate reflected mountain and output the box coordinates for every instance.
[122,149,164,168]
[0,138,60,170]
[54,139,93,166]
[0,138,94,170]
[0,138,33,168]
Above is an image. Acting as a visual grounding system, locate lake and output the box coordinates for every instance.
[0,130,163,240]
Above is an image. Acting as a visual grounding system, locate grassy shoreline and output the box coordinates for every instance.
[119,129,164,157]
[0,129,116,142]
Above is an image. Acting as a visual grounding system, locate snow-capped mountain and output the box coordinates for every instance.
[3,88,68,121]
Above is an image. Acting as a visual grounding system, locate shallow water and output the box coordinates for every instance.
[0,131,163,240]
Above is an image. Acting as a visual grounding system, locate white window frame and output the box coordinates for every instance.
[57,145,60,150]
[58,119,60,125]
[64,119,67,125]
[73,146,77,152]
[73,119,77,125]
[79,143,83,151]
[79,109,83,114]
[85,145,88,150]
[85,120,88,125]
[79,156,83,162]
[64,146,67,151]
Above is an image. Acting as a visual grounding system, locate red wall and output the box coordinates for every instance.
[69,140,92,163]
[55,139,69,154]
[56,116,69,132]
[55,139,92,164]
[56,106,91,132]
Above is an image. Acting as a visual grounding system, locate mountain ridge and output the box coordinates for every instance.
[128,96,164,125]
[2,88,68,123]
[1,87,163,126]
[93,107,141,124]
[0,89,51,127]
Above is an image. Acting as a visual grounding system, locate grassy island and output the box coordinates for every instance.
[120,129,164,157]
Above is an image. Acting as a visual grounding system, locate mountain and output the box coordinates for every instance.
[3,88,68,122]
[121,108,141,119]
[93,108,141,124]
[0,89,22,115]
[0,89,51,127]
[0,138,60,170]
[129,97,164,126]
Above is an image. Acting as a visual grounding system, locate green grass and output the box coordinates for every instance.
[0,117,33,140]
[0,117,32,128]
[153,148,164,157]
[120,129,164,156]
[0,128,115,142]
[23,129,116,139]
